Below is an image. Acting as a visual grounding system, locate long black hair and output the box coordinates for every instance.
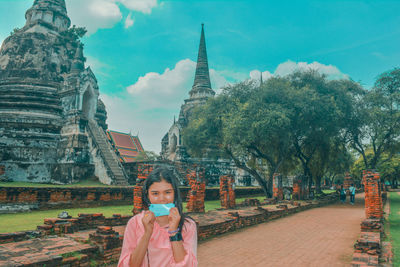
[142,166,192,232]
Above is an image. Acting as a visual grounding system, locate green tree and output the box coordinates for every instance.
[135,151,159,161]
[352,151,400,188]
[285,71,358,195]
[62,25,87,41]
[347,68,400,169]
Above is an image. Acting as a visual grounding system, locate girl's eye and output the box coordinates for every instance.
[152,192,158,195]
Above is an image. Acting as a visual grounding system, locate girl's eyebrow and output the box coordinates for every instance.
[150,189,173,192]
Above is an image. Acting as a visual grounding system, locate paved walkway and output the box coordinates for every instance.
[198,193,365,267]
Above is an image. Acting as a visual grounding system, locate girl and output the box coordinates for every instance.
[118,167,198,267]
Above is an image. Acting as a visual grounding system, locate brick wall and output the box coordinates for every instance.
[273,173,283,200]
[219,175,236,209]
[351,170,387,266]
[363,170,383,220]
[186,168,206,213]
[0,186,264,213]
[343,172,353,190]
[132,164,153,215]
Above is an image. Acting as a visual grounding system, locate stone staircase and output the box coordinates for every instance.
[87,121,128,185]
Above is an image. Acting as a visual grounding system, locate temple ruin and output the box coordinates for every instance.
[0,0,128,185]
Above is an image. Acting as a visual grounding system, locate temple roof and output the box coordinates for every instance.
[189,24,215,99]
[107,130,145,163]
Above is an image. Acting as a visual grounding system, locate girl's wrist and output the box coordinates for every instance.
[168,228,180,235]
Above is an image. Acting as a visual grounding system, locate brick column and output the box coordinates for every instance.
[219,175,236,209]
[272,173,283,200]
[89,226,122,265]
[132,164,153,215]
[363,170,383,220]
[343,172,353,190]
[186,168,206,213]
[292,178,301,200]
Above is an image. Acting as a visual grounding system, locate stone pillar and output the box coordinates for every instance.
[273,173,283,200]
[363,170,383,220]
[219,175,236,209]
[186,168,206,213]
[132,164,153,215]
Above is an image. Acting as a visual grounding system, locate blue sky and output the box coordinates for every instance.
[1,0,400,153]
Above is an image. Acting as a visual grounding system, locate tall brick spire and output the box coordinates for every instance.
[25,0,71,32]
[189,24,215,99]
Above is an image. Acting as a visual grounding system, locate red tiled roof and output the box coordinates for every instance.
[107,130,145,162]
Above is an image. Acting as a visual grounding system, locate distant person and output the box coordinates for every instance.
[349,183,356,205]
[118,167,198,267]
[339,185,346,204]
[284,188,292,200]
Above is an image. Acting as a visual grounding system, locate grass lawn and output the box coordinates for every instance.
[388,192,400,265]
[0,196,266,234]
[0,179,118,188]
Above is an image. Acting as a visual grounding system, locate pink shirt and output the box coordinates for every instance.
[118,211,198,267]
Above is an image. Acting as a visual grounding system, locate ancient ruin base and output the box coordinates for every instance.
[0,193,339,266]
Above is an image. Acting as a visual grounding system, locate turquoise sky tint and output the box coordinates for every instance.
[1,0,400,153]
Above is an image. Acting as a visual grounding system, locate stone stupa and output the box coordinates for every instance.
[0,0,127,184]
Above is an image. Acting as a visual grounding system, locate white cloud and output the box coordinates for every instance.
[107,59,347,153]
[126,59,236,109]
[101,93,172,153]
[85,55,111,77]
[124,13,135,29]
[250,60,348,82]
[66,0,158,34]
[120,0,158,14]
[249,70,272,81]
[127,59,196,109]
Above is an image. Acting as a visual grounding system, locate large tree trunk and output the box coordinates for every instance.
[315,176,322,194]
[225,148,271,198]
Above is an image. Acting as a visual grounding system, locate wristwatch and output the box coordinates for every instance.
[169,232,182,242]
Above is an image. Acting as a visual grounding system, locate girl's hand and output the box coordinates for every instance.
[142,210,156,235]
[168,207,181,231]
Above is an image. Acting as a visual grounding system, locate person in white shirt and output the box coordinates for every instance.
[349,184,356,205]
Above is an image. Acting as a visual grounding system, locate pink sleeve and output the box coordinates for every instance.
[170,219,198,267]
[118,216,140,267]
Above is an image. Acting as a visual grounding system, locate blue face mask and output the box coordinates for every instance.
[149,203,175,217]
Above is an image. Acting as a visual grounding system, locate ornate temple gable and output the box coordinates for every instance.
[106,130,145,163]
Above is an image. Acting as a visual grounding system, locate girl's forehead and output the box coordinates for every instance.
[149,180,173,191]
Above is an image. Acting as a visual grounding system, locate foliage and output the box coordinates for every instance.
[9,27,20,36]
[135,151,159,161]
[388,192,400,265]
[346,68,400,169]
[0,196,265,233]
[61,252,83,260]
[351,150,400,184]
[62,25,87,41]
[184,71,359,197]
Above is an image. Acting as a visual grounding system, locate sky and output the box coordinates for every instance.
[1,0,400,153]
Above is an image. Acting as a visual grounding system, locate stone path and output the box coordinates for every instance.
[197,193,365,267]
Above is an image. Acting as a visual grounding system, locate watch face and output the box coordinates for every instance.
[149,203,175,217]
